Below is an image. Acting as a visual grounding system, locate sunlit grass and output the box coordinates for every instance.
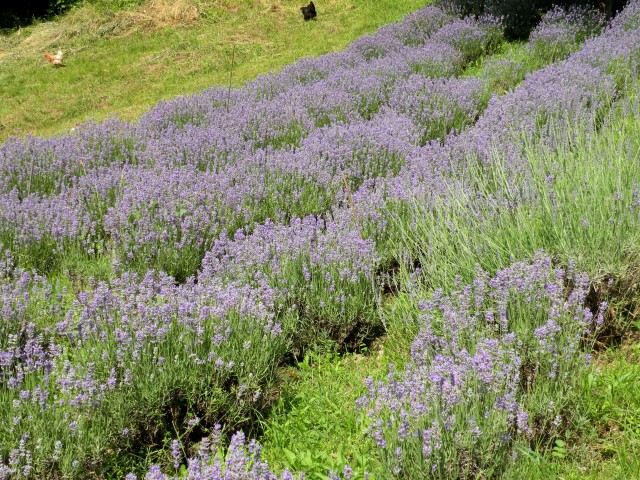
[0,0,429,141]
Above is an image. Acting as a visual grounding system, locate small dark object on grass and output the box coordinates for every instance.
[301,1,317,21]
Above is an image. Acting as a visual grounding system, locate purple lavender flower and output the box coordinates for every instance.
[358,253,595,477]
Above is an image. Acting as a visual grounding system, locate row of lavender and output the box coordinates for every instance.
[134,252,606,480]
[0,3,629,478]
[348,6,629,255]
[346,3,640,478]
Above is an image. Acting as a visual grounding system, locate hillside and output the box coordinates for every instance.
[0,0,428,141]
[1,1,640,479]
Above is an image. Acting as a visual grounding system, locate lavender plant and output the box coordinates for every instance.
[431,16,503,63]
[135,428,304,480]
[529,5,606,64]
[0,266,289,477]
[201,214,380,347]
[358,253,604,479]
[378,6,454,47]
[0,6,507,278]
[388,76,490,145]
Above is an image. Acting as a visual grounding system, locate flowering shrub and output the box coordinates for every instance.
[358,253,604,478]
[530,5,606,63]
[136,428,304,480]
[388,76,489,145]
[0,6,508,279]
[431,16,503,63]
[0,265,288,477]
[201,215,380,346]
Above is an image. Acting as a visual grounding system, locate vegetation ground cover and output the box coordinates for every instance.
[1,1,640,479]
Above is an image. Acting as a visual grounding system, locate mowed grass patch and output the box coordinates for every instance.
[0,0,429,141]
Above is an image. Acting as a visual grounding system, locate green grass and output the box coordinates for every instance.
[505,335,640,480]
[0,0,429,141]
[562,337,640,479]
[260,332,411,480]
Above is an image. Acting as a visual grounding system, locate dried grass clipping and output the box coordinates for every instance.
[121,0,200,32]
[0,0,202,62]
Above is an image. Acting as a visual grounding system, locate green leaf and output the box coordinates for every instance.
[283,448,297,464]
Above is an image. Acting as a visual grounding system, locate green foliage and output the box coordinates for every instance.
[582,344,640,443]
[47,0,81,16]
[464,42,531,92]
[86,0,145,12]
[508,340,640,479]
[261,344,409,479]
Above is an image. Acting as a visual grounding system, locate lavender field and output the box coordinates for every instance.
[2,1,640,478]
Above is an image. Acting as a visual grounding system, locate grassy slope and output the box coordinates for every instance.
[0,0,428,141]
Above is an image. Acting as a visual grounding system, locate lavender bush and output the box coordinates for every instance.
[135,428,304,480]
[529,5,606,63]
[369,1,640,270]
[378,6,453,47]
[388,76,490,145]
[0,264,289,477]
[358,253,604,478]
[0,119,137,198]
[201,214,380,347]
[0,6,508,279]
[431,16,503,63]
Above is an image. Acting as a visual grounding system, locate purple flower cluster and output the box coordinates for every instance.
[572,0,640,86]
[357,253,603,477]
[530,5,606,63]
[135,428,303,480]
[200,214,379,340]
[387,75,489,145]
[464,60,614,165]
[430,15,502,63]
[0,119,137,198]
[137,428,363,480]
[103,166,227,279]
